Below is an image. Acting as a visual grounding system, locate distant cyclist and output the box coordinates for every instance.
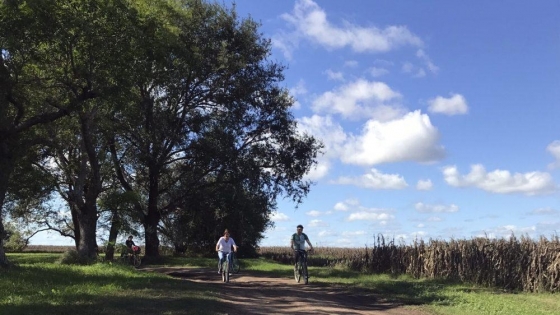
[291,224,313,270]
[216,229,238,274]
[125,235,140,255]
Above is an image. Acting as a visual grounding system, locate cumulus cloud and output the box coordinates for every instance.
[271,212,290,221]
[312,79,405,121]
[333,199,360,212]
[416,49,439,74]
[443,164,557,195]
[347,211,394,222]
[306,210,322,217]
[369,67,390,77]
[428,93,469,115]
[477,225,536,239]
[333,168,408,189]
[303,158,331,181]
[298,115,347,159]
[341,230,367,237]
[277,0,423,56]
[415,202,459,213]
[416,179,433,190]
[546,140,560,169]
[324,69,344,81]
[341,110,445,165]
[308,219,329,227]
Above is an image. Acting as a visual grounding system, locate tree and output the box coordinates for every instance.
[0,0,149,264]
[110,0,321,259]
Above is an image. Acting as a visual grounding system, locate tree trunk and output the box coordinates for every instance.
[143,208,161,259]
[0,140,15,267]
[76,202,99,260]
[104,210,121,261]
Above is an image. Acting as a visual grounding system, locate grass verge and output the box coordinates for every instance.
[3,253,559,315]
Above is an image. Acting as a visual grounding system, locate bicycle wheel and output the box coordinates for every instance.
[303,262,308,285]
[231,254,240,274]
[133,255,141,268]
[224,260,230,283]
[294,261,302,283]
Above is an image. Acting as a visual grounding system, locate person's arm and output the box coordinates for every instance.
[305,236,313,251]
[232,239,238,252]
[290,235,294,250]
[216,238,221,252]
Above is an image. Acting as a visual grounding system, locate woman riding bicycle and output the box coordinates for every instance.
[291,224,313,271]
[216,229,238,274]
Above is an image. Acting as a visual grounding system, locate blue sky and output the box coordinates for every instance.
[33,0,560,247]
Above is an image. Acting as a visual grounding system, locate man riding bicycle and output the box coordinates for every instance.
[216,229,238,274]
[291,224,313,271]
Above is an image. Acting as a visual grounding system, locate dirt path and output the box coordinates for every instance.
[144,267,429,315]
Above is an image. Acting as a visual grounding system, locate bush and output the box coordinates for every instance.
[3,223,27,252]
[58,250,96,265]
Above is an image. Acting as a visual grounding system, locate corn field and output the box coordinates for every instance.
[259,234,560,293]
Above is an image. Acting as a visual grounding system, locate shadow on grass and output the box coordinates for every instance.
[1,264,229,315]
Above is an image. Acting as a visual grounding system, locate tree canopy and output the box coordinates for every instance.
[0,0,322,265]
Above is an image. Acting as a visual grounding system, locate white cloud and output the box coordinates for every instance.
[279,0,423,55]
[341,230,367,237]
[306,210,322,217]
[528,207,558,215]
[324,69,344,81]
[402,62,426,78]
[298,115,347,160]
[303,158,331,181]
[443,164,557,195]
[333,168,408,189]
[347,209,395,222]
[478,225,537,239]
[308,219,329,227]
[428,93,469,115]
[334,202,349,211]
[369,67,389,77]
[271,212,290,221]
[341,110,445,165]
[416,49,439,74]
[416,179,433,190]
[415,202,459,213]
[318,229,336,237]
[312,79,404,121]
[546,140,560,169]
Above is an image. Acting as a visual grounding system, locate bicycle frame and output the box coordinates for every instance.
[294,249,309,284]
[219,251,233,283]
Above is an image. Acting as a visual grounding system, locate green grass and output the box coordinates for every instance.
[2,253,228,315]
[3,253,559,315]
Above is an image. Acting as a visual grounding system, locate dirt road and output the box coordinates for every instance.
[147,267,429,315]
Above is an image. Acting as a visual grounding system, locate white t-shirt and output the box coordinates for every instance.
[216,237,236,253]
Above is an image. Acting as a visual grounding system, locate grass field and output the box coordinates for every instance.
[2,253,559,315]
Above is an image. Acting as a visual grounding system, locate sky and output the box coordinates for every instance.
[32,0,560,248]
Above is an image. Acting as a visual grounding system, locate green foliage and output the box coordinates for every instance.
[2,222,27,252]
[58,249,97,265]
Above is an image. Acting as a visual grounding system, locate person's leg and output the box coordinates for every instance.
[217,251,224,273]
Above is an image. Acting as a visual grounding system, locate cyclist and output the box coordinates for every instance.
[216,229,238,274]
[125,235,136,254]
[291,224,313,271]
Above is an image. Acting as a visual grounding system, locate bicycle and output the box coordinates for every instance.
[294,249,311,284]
[219,251,236,283]
[121,247,142,268]
[230,251,240,274]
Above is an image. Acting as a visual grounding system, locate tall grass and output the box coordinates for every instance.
[259,235,560,292]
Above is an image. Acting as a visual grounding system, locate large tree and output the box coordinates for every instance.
[0,0,146,264]
[110,0,321,259]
